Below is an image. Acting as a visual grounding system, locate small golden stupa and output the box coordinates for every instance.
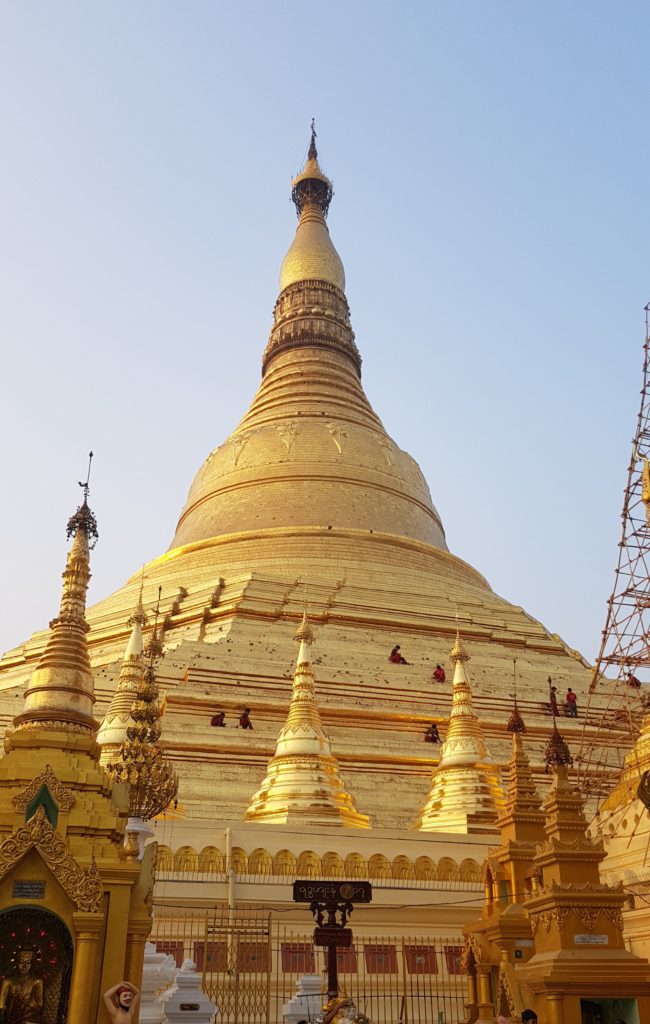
[245,612,369,827]
[414,631,505,833]
[96,580,147,767]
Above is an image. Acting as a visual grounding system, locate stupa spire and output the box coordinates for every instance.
[97,578,148,766]
[244,615,369,827]
[414,630,505,832]
[13,455,99,735]
[105,591,178,823]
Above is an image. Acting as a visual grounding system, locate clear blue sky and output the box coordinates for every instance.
[1,2,648,662]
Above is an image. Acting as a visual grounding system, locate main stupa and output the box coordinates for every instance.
[0,129,619,832]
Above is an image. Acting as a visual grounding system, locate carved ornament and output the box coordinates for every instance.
[12,765,75,813]
[0,806,102,912]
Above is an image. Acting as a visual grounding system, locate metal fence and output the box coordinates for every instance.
[151,904,468,1024]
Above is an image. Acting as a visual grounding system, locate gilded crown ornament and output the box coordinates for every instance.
[290,120,333,218]
[544,721,573,773]
[105,590,178,821]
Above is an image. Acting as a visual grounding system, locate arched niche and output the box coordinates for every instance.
[272,849,297,876]
[414,856,436,880]
[173,846,198,872]
[198,846,223,873]
[392,855,415,880]
[230,847,248,874]
[460,858,481,882]
[156,845,173,872]
[248,849,272,875]
[368,854,390,880]
[0,906,73,1024]
[297,851,321,877]
[344,853,367,878]
[322,852,344,877]
[437,857,459,881]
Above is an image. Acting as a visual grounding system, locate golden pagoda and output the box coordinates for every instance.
[414,632,505,833]
[244,612,369,827]
[0,127,626,902]
[0,477,153,1024]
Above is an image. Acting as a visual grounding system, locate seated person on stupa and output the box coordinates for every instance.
[432,663,445,682]
[389,644,408,664]
[239,708,253,729]
[626,669,642,688]
[424,723,441,743]
[210,711,226,726]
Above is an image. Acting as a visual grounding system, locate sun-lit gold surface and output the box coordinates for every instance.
[104,621,178,821]
[13,524,97,734]
[0,134,625,843]
[244,613,369,827]
[96,586,147,766]
[0,502,154,1024]
[414,633,505,833]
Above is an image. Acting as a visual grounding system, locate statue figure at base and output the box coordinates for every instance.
[103,983,141,1023]
[0,948,44,1024]
[320,993,369,1024]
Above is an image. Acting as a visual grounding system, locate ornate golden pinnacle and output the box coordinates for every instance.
[544,723,573,773]
[450,629,469,664]
[294,610,314,644]
[105,634,178,820]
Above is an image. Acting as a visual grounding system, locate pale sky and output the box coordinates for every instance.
[1,2,648,662]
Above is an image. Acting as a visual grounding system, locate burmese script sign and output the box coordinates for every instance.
[574,934,608,945]
[292,881,372,903]
[12,880,46,899]
[314,926,353,947]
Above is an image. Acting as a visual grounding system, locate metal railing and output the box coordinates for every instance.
[151,904,468,1024]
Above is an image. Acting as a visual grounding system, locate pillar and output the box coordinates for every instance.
[545,993,564,1024]
[68,912,104,1024]
[476,966,494,1021]
[124,918,153,1024]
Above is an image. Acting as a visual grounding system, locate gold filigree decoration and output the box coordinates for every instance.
[461,932,482,967]
[0,807,102,912]
[602,905,623,932]
[573,906,601,932]
[12,765,75,812]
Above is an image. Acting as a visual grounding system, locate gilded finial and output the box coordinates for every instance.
[144,586,164,661]
[295,610,314,645]
[544,721,573,773]
[128,570,147,629]
[291,123,333,219]
[308,118,318,160]
[507,658,526,733]
[450,624,469,664]
[66,451,99,548]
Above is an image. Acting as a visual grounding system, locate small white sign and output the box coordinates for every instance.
[574,934,608,945]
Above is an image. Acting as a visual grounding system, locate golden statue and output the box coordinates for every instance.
[321,993,370,1024]
[0,949,44,1024]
